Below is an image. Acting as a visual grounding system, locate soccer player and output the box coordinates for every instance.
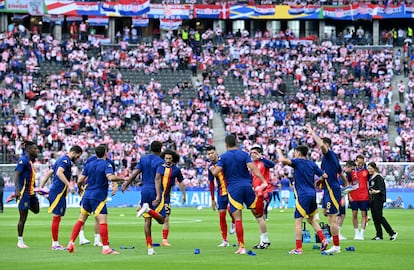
[66,145,125,255]
[349,154,370,240]
[271,178,281,209]
[14,140,40,248]
[276,146,329,255]
[307,124,349,253]
[250,144,274,249]
[40,145,83,250]
[154,149,186,247]
[211,135,268,255]
[122,140,164,255]
[280,171,291,211]
[337,160,356,240]
[206,145,235,247]
[77,144,116,247]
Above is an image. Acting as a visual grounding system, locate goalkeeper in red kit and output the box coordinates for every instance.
[250,144,275,249]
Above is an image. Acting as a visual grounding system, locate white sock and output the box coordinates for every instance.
[52,241,59,246]
[18,236,23,244]
[360,229,365,235]
[94,233,100,243]
[354,228,359,234]
[103,245,109,250]
[260,232,268,243]
[79,230,85,241]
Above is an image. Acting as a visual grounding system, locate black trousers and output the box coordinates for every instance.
[0,190,3,211]
[370,199,394,238]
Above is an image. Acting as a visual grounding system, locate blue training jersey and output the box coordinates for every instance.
[291,158,324,197]
[83,159,114,201]
[15,154,36,196]
[136,154,164,191]
[321,149,342,190]
[82,156,115,176]
[216,149,252,191]
[50,154,72,194]
[281,177,291,191]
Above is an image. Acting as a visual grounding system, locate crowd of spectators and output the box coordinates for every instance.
[0,21,413,190]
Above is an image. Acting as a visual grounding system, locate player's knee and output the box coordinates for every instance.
[254,214,263,219]
[253,210,264,219]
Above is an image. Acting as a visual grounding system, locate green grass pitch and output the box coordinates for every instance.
[1,207,413,270]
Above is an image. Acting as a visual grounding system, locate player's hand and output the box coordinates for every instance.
[78,186,84,196]
[152,197,160,207]
[121,183,127,193]
[340,197,345,206]
[255,183,267,196]
[111,182,118,196]
[211,200,217,211]
[69,187,75,194]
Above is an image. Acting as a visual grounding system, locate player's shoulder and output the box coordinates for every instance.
[84,155,97,165]
[60,155,71,164]
[106,161,115,169]
[17,155,26,163]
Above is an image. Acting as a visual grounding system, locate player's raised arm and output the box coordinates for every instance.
[276,148,292,166]
[306,123,328,154]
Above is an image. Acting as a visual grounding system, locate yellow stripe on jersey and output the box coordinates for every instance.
[294,188,309,219]
[325,180,340,211]
[48,187,68,214]
[162,167,171,199]
[18,184,26,203]
[217,170,228,196]
[29,162,36,195]
[155,195,166,213]
[247,196,258,209]
[80,206,90,216]
[94,199,108,216]
[228,193,244,210]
